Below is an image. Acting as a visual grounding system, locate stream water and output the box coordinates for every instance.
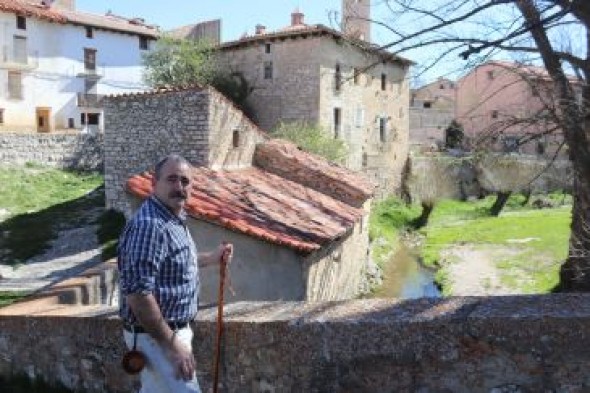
[372,242,441,299]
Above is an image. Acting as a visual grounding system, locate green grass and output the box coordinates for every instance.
[420,196,571,293]
[369,197,421,266]
[0,166,103,266]
[0,291,30,307]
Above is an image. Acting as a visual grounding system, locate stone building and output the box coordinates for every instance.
[215,10,412,197]
[104,86,375,303]
[456,61,575,155]
[409,77,456,150]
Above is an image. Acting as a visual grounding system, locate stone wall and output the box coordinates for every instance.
[103,87,267,216]
[2,295,590,392]
[407,154,573,202]
[0,132,103,170]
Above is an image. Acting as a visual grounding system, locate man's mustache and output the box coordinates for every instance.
[169,191,188,200]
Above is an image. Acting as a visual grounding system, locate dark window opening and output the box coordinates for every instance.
[81,113,86,125]
[423,102,432,109]
[333,107,341,138]
[491,110,499,119]
[87,113,100,125]
[381,73,387,91]
[265,43,271,53]
[335,64,341,92]
[487,70,495,80]
[84,48,97,72]
[68,118,75,128]
[38,116,44,128]
[362,152,368,168]
[139,36,149,50]
[86,26,94,38]
[439,84,445,89]
[379,118,387,142]
[264,61,273,79]
[16,15,26,30]
[232,130,240,148]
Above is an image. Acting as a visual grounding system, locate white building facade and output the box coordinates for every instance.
[0,0,157,133]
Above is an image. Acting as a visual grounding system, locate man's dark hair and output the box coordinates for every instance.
[154,154,190,179]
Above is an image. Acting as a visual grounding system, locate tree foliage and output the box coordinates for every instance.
[271,121,348,164]
[142,35,218,87]
[445,120,464,149]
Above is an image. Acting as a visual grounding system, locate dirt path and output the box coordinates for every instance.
[441,245,523,296]
[0,207,104,292]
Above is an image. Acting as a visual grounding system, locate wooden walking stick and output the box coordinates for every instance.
[213,244,231,393]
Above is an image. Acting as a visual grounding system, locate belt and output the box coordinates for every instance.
[123,320,190,333]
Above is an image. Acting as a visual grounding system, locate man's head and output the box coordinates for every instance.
[152,154,192,216]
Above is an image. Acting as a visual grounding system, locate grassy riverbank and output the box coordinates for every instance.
[370,194,572,295]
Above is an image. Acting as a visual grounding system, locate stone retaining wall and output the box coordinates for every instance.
[0,132,103,171]
[2,295,590,392]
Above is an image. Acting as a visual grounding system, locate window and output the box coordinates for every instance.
[80,113,99,125]
[491,110,499,119]
[263,61,273,79]
[16,15,26,30]
[68,118,75,128]
[487,70,495,80]
[265,43,271,54]
[8,72,22,99]
[86,26,94,39]
[362,152,368,168]
[379,117,387,142]
[439,84,445,89]
[84,48,97,72]
[423,102,432,109]
[353,68,360,85]
[334,64,341,92]
[381,73,387,91]
[333,107,341,138]
[139,36,149,50]
[232,130,240,148]
[13,36,27,64]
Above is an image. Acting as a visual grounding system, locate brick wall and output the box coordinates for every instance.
[0,132,102,170]
[2,295,590,392]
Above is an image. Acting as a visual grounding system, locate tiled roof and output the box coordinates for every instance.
[126,167,364,254]
[254,140,375,207]
[0,1,157,37]
[0,0,66,22]
[219,24,413,65]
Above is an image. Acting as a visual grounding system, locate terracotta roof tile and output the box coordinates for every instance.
[0,1,157,37]
[126,167,364,254]
[254,140,375,207]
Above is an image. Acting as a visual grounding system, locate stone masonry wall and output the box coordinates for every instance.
[2,295,590,392]
[103,87,266,216]
[0,132,103,170]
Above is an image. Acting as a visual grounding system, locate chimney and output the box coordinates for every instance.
[43,0,76,10]
[255,24,266,35]
[291,9,304,26]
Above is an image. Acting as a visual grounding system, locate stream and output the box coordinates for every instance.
[373,242,441,299]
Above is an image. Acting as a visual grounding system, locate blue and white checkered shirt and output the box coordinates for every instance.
[118,195,199,325]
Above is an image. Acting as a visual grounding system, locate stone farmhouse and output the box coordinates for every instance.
[104,86,375,303]
[409,77,456,150]
[456,60,580,156]
[214,8,412,197]
[0,0,157,134]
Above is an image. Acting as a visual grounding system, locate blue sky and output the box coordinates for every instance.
[76,1,343,41]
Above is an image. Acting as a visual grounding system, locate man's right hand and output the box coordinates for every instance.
[165,333,196,381]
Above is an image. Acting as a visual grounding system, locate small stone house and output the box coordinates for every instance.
[215,9,413,197]
[104,86,375,303]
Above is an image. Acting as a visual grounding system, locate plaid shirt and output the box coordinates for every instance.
[118,196,199,324]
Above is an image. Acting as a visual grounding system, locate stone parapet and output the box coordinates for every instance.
[2,295,590,392]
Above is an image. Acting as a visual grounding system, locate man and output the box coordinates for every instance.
[118,154,232,393]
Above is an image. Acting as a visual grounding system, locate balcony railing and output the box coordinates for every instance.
[77,93,105,108]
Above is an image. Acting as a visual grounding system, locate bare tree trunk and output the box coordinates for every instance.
[490,191,511,216]
[413,201,435,229]
[559,167,590,290]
